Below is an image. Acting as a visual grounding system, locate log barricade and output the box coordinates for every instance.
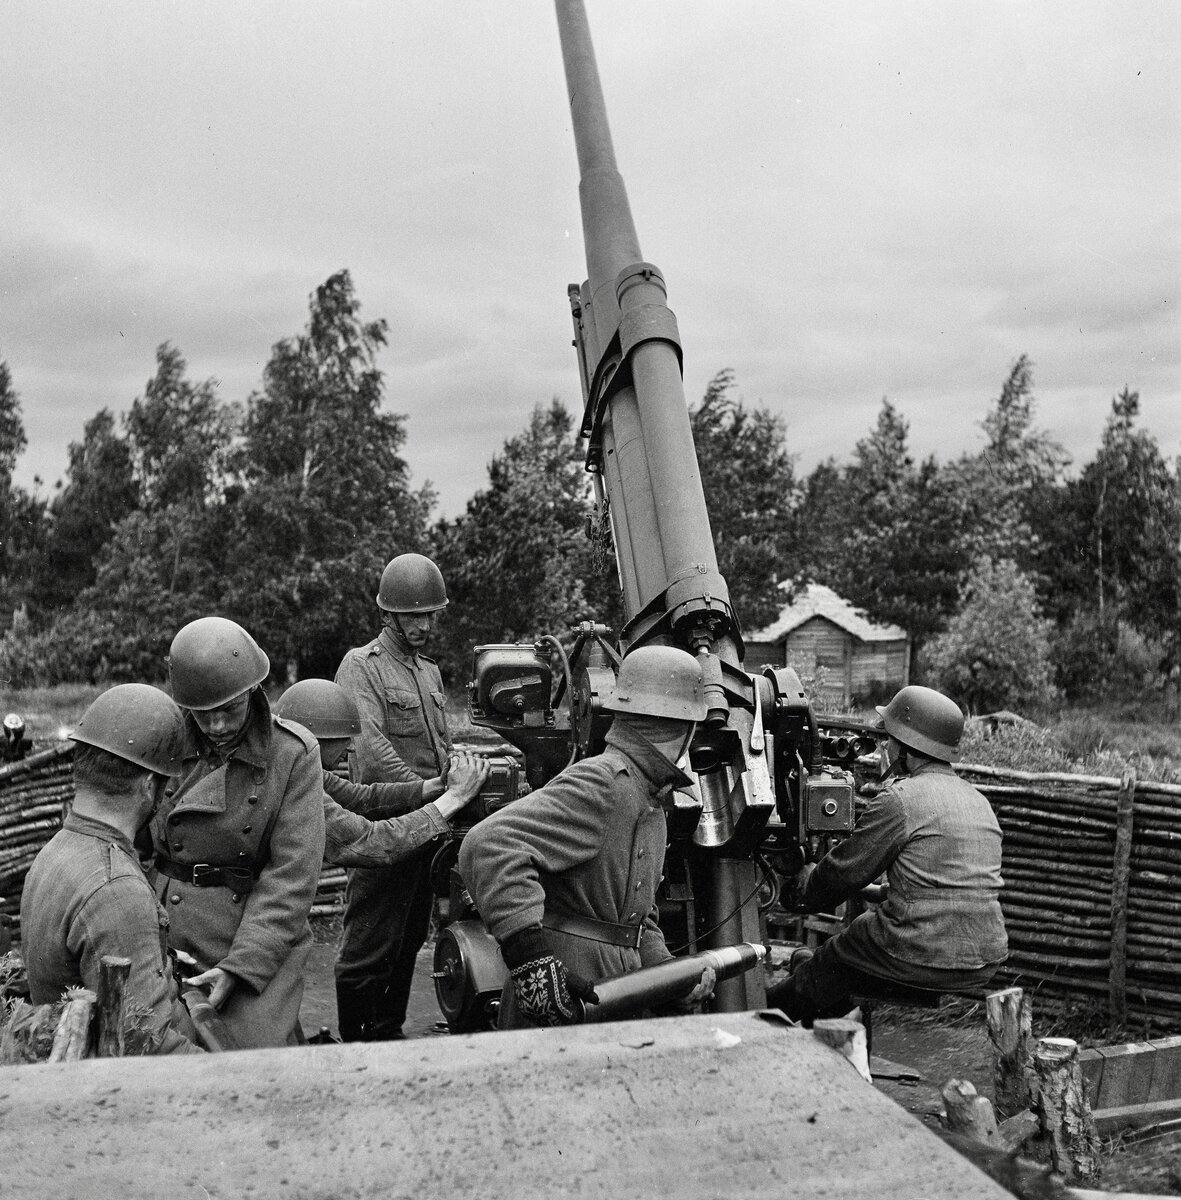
[0,745,73,924]
[960,762,1181,1033]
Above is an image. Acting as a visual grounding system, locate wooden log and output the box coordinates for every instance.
[48,988,96,1062]
[812,1017,872,1083]
[1033,1037,1101,1186]
[987,988,1033,1120]
[96,955,131,1057]
[941,1078,1001,1145]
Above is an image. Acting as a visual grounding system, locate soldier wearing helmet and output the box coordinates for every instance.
[766,684,1008,1024]
[274,679,489,870]
[149,616,327,1048]
[459,645,715,1029]
[332,553,455,1041]
[20,685,201,1053]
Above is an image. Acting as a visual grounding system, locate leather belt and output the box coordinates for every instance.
[543,907,643,950]
[155,856,258,895]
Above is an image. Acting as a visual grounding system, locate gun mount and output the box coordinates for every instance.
[439,0,869,1028]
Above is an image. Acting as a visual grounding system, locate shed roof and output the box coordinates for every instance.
[750,583,907,645]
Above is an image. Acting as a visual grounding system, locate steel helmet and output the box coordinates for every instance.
[168,617,270,711]
[376,553,449,613]
[602,645,707,722]
[274,679,362,738]
[71,683,187,776]
[875,685,964,763]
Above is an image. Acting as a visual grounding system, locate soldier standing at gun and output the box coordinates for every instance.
[459,645,713,1029]
[150,617,326,1048]
[333,553,454,1041]
[21,685,201,1053]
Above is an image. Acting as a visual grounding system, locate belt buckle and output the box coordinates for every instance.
[191,863,220,887]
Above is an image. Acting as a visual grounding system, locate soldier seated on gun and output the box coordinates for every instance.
[274,679,490,868]
[20,685,202,1053]
[766,685,1008,1026]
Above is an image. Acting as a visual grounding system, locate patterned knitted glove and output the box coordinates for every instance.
[501,927,599,1027]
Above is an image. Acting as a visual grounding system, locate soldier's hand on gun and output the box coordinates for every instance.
[446,752,491,806]
[501,927,598,1027]
[186,965,237,1010]
[686,964,716,1005]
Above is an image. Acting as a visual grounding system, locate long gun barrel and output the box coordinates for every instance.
[555,0,776,1012]
[579,942,767,1024]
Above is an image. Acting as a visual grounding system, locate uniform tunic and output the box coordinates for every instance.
[805,759,1008,985]
[332,626,452,1021]
[21,811,200,1054]
[458,721,683,1027]
[322,771,451,868]
[149,692,326,1048]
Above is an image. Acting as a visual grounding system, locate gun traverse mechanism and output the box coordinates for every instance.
[437,0,862,1029]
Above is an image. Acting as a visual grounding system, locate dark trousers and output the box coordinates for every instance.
[335,846,435,1040]
[765,937,998,1026]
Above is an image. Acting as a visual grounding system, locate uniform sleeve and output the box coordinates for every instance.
[457,761,615,943]
[334,652,424,787]
[324,769,422,818]
[638,904,671,967]
[323,794,450,868]
[804,786,909,913]
[219,742,326,992]
[71,878,202,1055]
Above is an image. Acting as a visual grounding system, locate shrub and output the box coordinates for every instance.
[922,558,1057,714]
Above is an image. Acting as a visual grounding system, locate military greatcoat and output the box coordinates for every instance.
[149,691,326,1048]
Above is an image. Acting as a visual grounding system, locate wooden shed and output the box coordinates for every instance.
[745,583,910,711]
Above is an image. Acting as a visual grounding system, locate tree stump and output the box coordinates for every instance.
[1033,1036,1100,1186]
[48,989,96,1062]
[987,986,1033,1118]
[96,955,132,1057]
[941,1078,1001,1145]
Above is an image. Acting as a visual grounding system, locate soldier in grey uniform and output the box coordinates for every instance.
[459,646,712,1029]
[767,684,1008,1024]
[274,678,489,869]
[21,684,201,1053]
[151,617,326,1048]
[332,553,453,1041]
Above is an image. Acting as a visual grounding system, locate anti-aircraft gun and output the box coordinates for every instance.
[433,0,869,1031]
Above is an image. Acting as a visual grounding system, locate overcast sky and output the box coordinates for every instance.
[2,1,1178,518]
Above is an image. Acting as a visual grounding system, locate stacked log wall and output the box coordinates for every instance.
[961,763,1181,1034]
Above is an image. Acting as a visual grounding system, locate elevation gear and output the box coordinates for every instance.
[168,616,270,711]
[71,683,187,776]
[875,685,965,763]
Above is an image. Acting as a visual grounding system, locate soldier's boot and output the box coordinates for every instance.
[335,980,378,1043]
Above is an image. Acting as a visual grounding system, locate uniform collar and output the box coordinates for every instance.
[605,721,694,791]
[184,688,273,768]
[379,624,417,663]
[904,757,956,779]
[63,809,137,856]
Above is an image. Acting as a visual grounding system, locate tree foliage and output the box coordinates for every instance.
[226,270,432,679]
[921,558,1057,713]
[431,400,616,686]
[25,409,139,619]
[689,369,800,634]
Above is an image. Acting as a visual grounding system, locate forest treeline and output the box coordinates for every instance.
[1,270,1178,714]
